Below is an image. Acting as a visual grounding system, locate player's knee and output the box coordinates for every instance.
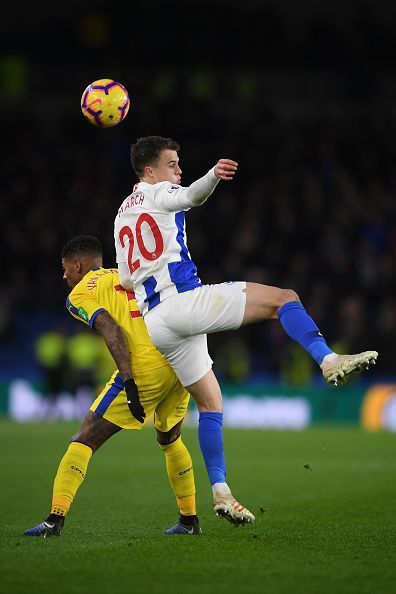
[156,424,182,446]
[70,431,97,453]
[279,288,300,306]
[68,411,117,453]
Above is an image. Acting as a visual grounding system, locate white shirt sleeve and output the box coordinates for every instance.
[153,167,219,213]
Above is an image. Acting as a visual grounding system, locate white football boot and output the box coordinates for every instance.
[321,351,378,386]
[213,484,255,525]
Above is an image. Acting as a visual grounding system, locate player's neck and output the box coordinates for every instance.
[140,176,155,185]
[82,258,102,276]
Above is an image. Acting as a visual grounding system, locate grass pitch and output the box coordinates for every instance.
[0,421,395,594]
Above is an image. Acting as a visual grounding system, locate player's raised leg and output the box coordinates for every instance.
[242,282,378,386]
[187,371,255,525]
[157,420,202,535]
[24,412,120,537]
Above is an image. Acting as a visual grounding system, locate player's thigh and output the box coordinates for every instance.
[153,366,191,433]
[91,366,189,430]
[91,370,152,430]
[189,282,247,334]
[147,329,213,388]
[242,282,300,325]
[146,282,247,337]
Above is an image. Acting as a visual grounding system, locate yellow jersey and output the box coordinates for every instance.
[66,267,168,375]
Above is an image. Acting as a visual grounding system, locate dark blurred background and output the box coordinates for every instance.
[1,0,396,395]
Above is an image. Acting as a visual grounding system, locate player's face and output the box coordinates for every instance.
[151,150,182,184]
[62,258,81,289]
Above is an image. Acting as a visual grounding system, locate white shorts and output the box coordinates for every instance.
[144,282,247,386]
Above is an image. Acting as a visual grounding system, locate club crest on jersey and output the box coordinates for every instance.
[167,184,180,193]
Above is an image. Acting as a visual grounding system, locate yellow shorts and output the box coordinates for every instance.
[90,364,190,432]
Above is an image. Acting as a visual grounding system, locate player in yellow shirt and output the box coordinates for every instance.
[24,235,201,537]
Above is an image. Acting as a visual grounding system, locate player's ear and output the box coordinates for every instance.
[144,165,154,179]
[75,259,82,273]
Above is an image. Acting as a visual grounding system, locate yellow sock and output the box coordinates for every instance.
[176,494,196,517]
[159,437,196,516]
[51,442,92,516]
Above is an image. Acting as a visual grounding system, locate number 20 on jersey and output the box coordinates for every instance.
[119,214,164,273]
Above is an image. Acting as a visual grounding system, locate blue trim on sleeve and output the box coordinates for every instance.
[66,296,79,317]
[89,307,107,328]
[95,372,124,416]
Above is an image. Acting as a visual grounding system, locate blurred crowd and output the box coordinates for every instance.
[1,100,395,384]
[31,326,115,420]
[2,2,396,386]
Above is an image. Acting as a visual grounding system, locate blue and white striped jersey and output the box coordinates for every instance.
[114,169,219,315]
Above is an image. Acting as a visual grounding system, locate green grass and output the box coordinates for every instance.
[0,421,395,594]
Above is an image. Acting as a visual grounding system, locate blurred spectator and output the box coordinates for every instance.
[279,344,314,387]
[34,327,67,419]
[215,338,251,383]
[65,328,102,418]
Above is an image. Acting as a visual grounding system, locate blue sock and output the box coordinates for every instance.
[198,412,226,485]
[278,301,333,365]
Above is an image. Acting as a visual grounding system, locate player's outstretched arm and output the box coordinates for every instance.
[157,159,238,212]
[186,159,238,206]
[185,159,238,206]
[93,311,145,423]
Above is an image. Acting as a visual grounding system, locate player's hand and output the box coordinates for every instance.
[214,159,238,181]
[124,378,146,424]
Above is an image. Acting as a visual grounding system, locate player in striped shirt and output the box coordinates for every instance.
[115,136,378,525]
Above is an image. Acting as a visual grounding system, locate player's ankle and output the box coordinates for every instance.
[46,513,65,525]
[321,352,338,367]
[212,482,231,496]
[180,514,198,526]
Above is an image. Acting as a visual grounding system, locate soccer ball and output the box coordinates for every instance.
[81,79,130,127]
